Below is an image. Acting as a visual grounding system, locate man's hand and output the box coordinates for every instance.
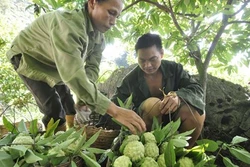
[159,93,180,114]
[106,102,146,134]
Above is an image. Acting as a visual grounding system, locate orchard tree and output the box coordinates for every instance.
[29,0,250,97]
[109,0,250,97]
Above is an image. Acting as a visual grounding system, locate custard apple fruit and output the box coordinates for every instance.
[120,134,140,153]
[123,141,144,162]
[12,134,34,148]
[141,157,159,167]
[113,155,132,167]
[144,142,159,160]
[143,132,156,143]
[157,154,166,167]
[177,157,194,167]
[160,142,168,154]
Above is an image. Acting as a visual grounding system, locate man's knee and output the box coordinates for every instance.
[177,104,204,121]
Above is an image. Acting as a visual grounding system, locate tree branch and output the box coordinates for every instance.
[122,0,143,12]
[167,0,187,38]
[204,0,233,71]
[228,20,250,24]
[230,0,250,17]
[190,20,201,37]
[123,0,170,13]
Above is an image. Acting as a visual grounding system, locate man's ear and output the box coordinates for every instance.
[88,0,96,9]
[160,49,164,58]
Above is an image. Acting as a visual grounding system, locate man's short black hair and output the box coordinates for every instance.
[135,33,162,53]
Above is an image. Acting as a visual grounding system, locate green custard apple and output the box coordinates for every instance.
[12,134,34,149]
[157,154,166,167]
[123,140,145,162]
[141,157,159,167]
[119,134,140,153]
[144,142,159,160]
[113,155,132,167]
[177,157,194,167]
[143,132,157,144]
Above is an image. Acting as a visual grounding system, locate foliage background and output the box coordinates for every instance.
[0,0,249,123]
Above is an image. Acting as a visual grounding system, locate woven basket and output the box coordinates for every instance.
[75,111,120,150]
[85,125,119,150]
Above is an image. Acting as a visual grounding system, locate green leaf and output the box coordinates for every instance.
[79,151,101,167]
[47,146,66,157]
[67,128,85,141]
[24,149,42,163]
[0,133,16,145]
[174,128,194,138]
[44,118,60,138]
[125,94,133,109]
[151,13,159,25]
[83,129,101,149]
[50,128,75,144]
[184,0,190,6]
[0,151,15,167]
[231,136,248,145]
[166,118,181,138]
[32,152,49,166]
[196,139,219,152]
[153,129,165,144]
[195,157,216,167]
[50,156,67,166]
[29,119,38,136]
[151,116,161,131]
[2,116,17,134]
[222,157,239,167]
[17,120,28,133]
[172,138,189,148]
[57,138,75,149]
[8,145,28,159]
[71,160,77,167]
[165,139,176,167]
[47,0,58,9]
[97,149,112,164]
[185,145,205,163]
[87,147,106,154]
[229,147,250,164]
[36,136,54,145]
[117,97,125,108]
[73,135,86,154]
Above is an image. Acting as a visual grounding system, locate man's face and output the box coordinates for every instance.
[89,0,123,33]
[137,45,163,75]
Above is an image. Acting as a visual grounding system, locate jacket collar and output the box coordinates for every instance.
[136,60,174,97]
[82,7,103,45]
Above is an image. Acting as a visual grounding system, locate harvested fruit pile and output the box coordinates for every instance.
[108,118,209,167]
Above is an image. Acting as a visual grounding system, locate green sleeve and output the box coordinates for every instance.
[85,42,104,82]
[50,18,110,115]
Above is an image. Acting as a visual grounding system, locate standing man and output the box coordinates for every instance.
[6,0,146,134]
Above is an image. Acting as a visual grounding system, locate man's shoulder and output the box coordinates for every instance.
[123,65,140,80]
[161,59,182,67]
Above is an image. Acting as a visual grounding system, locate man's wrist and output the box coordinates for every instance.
[106,102,118,118]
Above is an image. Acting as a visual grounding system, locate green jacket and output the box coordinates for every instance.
[6,8,110,115]
[112,60,205,114]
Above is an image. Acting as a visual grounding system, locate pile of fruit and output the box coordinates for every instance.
[109,118,209,167]
[0,116,104,167]
[112,132,199,167]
